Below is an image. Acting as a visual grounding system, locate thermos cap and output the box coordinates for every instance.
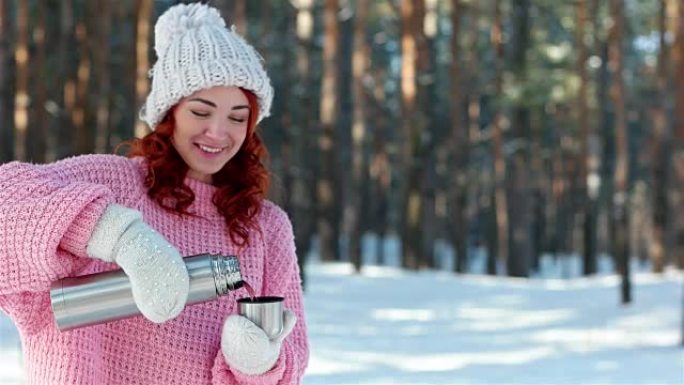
[213,255,243,295]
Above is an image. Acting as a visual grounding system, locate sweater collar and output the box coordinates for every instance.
[184,176,222,219]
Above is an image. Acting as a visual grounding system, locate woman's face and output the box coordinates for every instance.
[172,86,251,183]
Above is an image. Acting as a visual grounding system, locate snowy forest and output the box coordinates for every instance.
[1,1,683,384]
[2,0,684,286]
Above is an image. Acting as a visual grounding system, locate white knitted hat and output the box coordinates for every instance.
[140,3,273,129]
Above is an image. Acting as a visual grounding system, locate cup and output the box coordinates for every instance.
[237,296,284,340]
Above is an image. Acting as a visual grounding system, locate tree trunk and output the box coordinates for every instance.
[290,0,316,288]
[671,0,684,271]
[28,0,47,163]
[349,0,370,272]
[399,0,423,270]
[595,14,613,260]
[369,67,391,266]
[608,0,631,304]
[448,0,468,273]
[465,2,483,273]
[0,0,11,163]
[73,11,92,155]
[506,0,532,277]
[417,0,435,269]
[490,0,508,274]
[280,3,294,210]
[56,0,75,158]
[530,109,545,271]
[134,0,152,138]
[650,0,670,273]
[13,0,28,161]
[233,0,247,36]
[217,0,246,35]
[550,135,565,257]
[94,0,112,154]
[670,0,684,349]
[577,0,598,275]
[318,0,341,262]
[585,0,604,268]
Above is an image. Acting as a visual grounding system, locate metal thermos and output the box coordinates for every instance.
[50,254,243,331]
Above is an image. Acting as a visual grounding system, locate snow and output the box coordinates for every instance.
[302,261,682,385]
[1,242,682,385]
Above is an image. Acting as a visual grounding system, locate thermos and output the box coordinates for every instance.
[50,254,243,331]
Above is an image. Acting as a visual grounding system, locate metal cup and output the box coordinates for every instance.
[237,296,284,340]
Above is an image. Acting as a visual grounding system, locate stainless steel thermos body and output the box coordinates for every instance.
[50,254,243,331]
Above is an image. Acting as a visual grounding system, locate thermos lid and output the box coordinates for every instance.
[212,255,244,295]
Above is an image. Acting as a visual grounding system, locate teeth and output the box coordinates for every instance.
[198,144,222,153]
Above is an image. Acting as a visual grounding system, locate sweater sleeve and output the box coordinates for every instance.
[0,155,145,298]
[211,202,309,385]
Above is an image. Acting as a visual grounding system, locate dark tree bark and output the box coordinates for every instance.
[506,0,533,277]
[577,0,598,275]
[369,67,391,266]
[608,0,631,304]
[490,0,508,274]
[290,0,317,289]
[349,0,370,272]
[0,0,11,163]
[134,0,152,139]
[94,0,112,154]
[671,0,684,271]
[318,0,341,262]
[448,0,468,273]
[464,2,483,274]
[55,0,75,158]
[13,0,28,161]
[399,0,423,270]
[650,0,670,273]
[29,0,47,163]
[73,5,94,155]
[417,0,436,269]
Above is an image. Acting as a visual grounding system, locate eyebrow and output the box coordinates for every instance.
[188,97,249,111]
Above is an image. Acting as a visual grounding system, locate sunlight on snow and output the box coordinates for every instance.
[307,346,556,374]
[372,308,436,322]
[456,307,575,331]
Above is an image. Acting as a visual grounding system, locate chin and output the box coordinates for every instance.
[188,163,224,179]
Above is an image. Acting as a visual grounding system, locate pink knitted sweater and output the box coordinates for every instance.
[0,154,309,385]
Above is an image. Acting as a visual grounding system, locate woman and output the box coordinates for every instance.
[0,3,308,384]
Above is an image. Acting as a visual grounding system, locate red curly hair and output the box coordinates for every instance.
[124,88,270,247]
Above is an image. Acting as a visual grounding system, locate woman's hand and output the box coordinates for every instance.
[86,204,190,323]
[221,310,296,375]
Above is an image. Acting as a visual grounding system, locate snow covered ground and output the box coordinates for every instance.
[1,242,682,385]
[302,261,682,385]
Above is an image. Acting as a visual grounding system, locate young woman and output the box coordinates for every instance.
[0,3,308,384]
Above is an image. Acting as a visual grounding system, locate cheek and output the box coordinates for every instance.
[170,131,184,152]
[172,120,196,146]
[236,128,249,144]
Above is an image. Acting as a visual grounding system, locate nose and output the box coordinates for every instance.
[203,119,228,141]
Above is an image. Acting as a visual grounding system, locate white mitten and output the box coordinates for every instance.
[86,204,189,323]
[221,310,297,375]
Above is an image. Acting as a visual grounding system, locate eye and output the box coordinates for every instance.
[229,116,247,123]
[191,110,210,118]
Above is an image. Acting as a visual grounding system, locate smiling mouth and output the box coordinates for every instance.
[196,144,224,154]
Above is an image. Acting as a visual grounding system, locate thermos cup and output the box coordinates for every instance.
[237,296,285,339]
[50,254,243,331]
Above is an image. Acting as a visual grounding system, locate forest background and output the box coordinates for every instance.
[0,0,683,299]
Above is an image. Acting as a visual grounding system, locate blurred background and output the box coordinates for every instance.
[0,0,683,383]
[1,0,683,283]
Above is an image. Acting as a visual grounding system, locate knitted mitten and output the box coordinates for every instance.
[86,204,189,323]
[221,310,296,375]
